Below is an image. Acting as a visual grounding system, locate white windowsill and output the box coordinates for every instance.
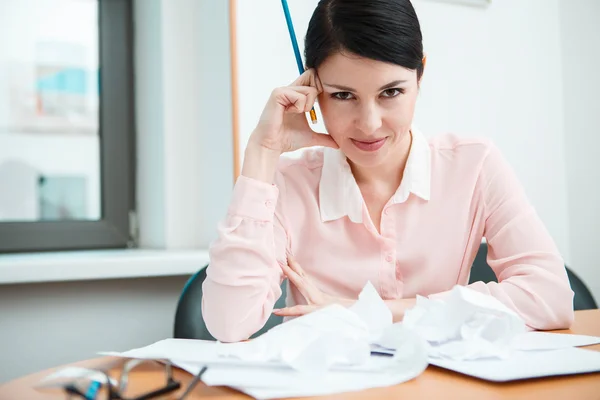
[0,249,210,285]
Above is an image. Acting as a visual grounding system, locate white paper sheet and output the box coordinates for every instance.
[348,280,393,340]
[430,347,600,382]
[401,286,527,360]
[174,349,427,400]
[511,332,600,351]
[101,339,282,368]
[372,331,600,356]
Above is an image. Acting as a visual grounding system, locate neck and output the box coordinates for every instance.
[349,131,413,189]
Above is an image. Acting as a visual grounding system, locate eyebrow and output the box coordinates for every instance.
[323,80,408,92]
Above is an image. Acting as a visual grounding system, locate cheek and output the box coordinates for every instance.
[384,94,418,128]
[318,98,352,140]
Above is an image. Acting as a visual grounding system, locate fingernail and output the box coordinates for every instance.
[272,308,281,312]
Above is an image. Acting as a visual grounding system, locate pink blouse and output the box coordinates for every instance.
[202,130,574,342]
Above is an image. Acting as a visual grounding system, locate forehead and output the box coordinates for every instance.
[317,52,416,89]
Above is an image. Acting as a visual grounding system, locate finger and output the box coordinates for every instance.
[281,261,315,303]
[304,90,318,113]
[310,132,339,149]
[314,71,324,94]
[287,256,306,278]
[290,68,317,89]
[287,86,318,113]
[272,305,317,317]
[272,88,307,114]
[287,86,318,96]
[280,261,303,288]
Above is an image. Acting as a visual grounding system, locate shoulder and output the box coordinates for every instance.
[425,133,516,194]
[427,133,505,171]
[273,147,326,194]
[428,132,523,199]
[277,147,325,174]
[428,133,496,158]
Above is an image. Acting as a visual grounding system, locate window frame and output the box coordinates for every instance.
[0,0,136,253]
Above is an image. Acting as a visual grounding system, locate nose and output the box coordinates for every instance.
[355,102,382,136]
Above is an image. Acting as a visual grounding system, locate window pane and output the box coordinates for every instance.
[0,0,100,222]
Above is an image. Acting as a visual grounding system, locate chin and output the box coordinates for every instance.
[343,147,389,169]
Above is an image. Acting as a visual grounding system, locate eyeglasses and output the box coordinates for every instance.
[63,359,207,400]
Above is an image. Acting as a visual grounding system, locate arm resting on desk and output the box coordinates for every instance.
[202,175,290,342]
[433,144,574,330]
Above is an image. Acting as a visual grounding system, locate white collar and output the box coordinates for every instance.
[319,128,431,223]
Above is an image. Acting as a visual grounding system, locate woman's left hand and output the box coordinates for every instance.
[273,256,352,317]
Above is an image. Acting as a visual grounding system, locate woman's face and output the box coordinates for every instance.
[316,52,420,169]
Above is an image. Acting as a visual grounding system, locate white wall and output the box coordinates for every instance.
[135,0,233,249]
[0,276,188,383]
[559,0,600,302]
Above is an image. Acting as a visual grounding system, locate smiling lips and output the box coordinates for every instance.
[351,137,387,152]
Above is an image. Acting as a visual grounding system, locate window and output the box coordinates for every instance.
[0,0,135,253]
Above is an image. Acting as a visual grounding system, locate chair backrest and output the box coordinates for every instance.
[173,265,288,340]
[469,243,598,311]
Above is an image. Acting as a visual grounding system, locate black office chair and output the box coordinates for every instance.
[173,265,288,340]
[469,242,598,311]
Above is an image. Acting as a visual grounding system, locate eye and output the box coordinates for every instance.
[381,88,404,98]
[331,92,355,101]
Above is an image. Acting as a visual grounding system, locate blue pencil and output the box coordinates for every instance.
[280,0,318,124]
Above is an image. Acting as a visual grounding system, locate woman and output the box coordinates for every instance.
[202,0,574,342]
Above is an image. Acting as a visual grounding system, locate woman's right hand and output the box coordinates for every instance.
[249,69,339,154]
[241,70,338,183]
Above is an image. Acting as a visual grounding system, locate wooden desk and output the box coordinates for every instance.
[1,310,599,400]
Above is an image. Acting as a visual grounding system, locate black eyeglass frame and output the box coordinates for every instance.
[63,359,207,400]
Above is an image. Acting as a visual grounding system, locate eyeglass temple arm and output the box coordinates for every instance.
[176,366,208,400]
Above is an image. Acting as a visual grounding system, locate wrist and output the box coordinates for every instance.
[336,297,355,307]
[241,141,281,183]
[385,298,416,323]
[324,295,354,308]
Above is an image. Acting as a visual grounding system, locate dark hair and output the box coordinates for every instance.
[304,0,424,80]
